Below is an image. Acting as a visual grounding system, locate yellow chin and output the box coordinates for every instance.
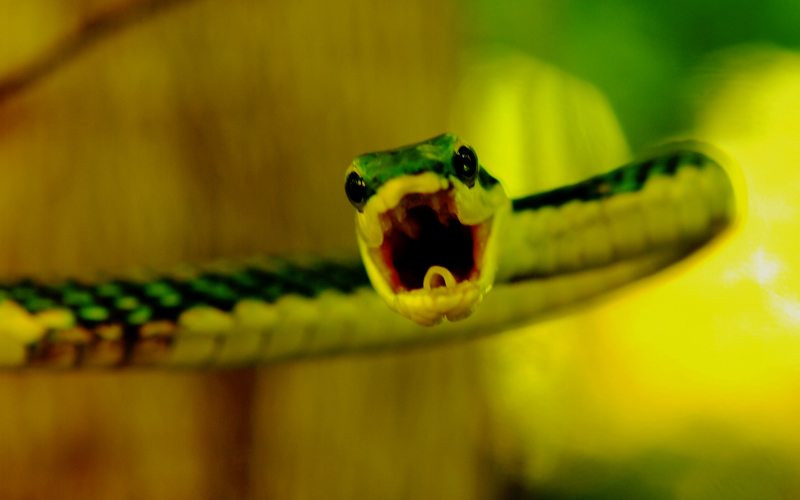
[393,277,484,326]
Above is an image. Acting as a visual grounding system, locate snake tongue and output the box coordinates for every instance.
[423,266,457,290]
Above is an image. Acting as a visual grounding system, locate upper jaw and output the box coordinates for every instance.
[356,172,501,326]
[356,172,449,248]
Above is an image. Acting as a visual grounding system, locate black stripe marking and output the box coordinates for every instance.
[0,261,371,330]
[635,159,655,187]
[664,153,682,175]
[478,168,500,188]
[512,150,716,213]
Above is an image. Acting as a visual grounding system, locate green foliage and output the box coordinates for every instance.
[464,0,800,147]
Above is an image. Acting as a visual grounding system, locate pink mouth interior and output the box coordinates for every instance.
[375,190,489,293]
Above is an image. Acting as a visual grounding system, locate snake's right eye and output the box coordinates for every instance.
[345,171,367,211]
[452,145,479,187]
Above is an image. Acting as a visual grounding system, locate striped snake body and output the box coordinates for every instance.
[0,135,736,368]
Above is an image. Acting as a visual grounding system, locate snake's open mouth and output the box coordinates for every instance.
[370,190,492,295]
[354,170,505,325]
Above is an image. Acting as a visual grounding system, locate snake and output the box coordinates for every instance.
[0,133,736,368]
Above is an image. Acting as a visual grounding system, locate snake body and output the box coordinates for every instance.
[0,135,736,368]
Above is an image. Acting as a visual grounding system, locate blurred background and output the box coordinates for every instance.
[1,0,800,498]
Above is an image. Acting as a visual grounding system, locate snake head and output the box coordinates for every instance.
[345,134,509,326]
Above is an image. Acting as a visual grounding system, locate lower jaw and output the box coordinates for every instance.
[392,279,484,326]
[357,217,500,326]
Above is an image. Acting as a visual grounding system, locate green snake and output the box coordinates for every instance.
[0,134,736,368]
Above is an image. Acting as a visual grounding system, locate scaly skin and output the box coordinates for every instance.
[0,135,737,368]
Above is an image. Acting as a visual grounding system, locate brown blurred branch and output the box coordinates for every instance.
[0,0,196,105]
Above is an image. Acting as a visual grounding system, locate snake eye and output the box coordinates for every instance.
[452,146,479,187]
[345,171,367,211]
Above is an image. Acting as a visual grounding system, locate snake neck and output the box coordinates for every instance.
[496,145,736,283]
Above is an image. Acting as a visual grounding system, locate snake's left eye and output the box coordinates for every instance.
[452,146,478,187]
[345,171,367,211]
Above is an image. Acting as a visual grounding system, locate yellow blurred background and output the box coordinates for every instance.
[2,0,800,498]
